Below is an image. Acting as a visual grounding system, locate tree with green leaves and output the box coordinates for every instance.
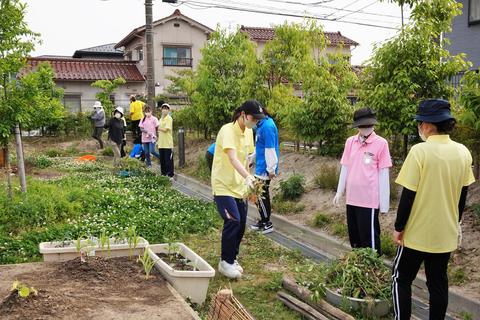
[360,0,470,158]
[457,69,480,178]
[0,0,44,195]
[193,28,260,136]
[91,77,126,116]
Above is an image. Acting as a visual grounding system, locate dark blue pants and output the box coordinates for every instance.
[159,148,174,177]
[214,196,247,264]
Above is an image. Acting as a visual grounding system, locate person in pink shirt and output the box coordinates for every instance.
[139,106,160,167]
[333,107,392,255]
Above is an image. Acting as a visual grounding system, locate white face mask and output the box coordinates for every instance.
[145,112,152,117]
[162,109,169,116]
[243,115,257,129]
[358,127,374,137]
[418,124,427,141]
[114,113,121,119]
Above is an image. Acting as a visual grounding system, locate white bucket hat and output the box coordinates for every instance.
[114,106,124,116]
[93,101,103,109]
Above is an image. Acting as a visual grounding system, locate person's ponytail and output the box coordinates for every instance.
[232,106,244,123]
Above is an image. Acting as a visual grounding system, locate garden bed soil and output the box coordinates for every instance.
[0,256,199,320]
[157,253,196,271]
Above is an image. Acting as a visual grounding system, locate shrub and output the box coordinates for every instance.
[101,146,114,157]
[278,174,305,200]
[331,223,348,238]
[313,212,332,228]
[314,164,339,190]
[380,234,396,258]
[272,199,305,215]
[25,155,53,169]
[45,149,63,157]
[449,267,468,285]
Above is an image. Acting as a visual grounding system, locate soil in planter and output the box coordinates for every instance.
[0,256,197,320]
[158,253,196,271]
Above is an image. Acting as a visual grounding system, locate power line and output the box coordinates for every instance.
[334,0,377,20]
[325,0,362,18]
[178,0,400,29]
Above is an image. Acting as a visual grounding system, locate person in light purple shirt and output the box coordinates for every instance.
[139,106,160,167]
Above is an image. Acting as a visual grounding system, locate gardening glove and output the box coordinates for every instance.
[244,175,256,190]
[333,192,342,207]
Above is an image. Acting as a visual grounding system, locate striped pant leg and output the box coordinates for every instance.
[391,246,424,320]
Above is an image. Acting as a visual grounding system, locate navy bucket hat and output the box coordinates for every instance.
[415,99,455,123]
[352,107,378,128]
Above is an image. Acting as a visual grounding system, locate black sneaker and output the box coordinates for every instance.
[250,220,264,231]
[261,222,274,234]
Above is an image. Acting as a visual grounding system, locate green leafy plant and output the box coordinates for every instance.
[325,248,391,301]
[331,223,348,238]
[75,234,95,262]
[101,146,114,157]
[278,174,305,200]
[99,230,111,256]
[272,198,305,215]
[127,226,141,258]
[166,242,181,263]
[380,234,396,258]
[137,249,157,279]
[313,212,332,228]
[11,280,38,298]
[314,164,339,190]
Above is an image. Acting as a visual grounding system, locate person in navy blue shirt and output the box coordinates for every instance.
[250,103,280,234]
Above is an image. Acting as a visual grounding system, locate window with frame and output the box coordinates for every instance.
[163,46,192,66]
[469,0,480,25]
[63,94,81,113]
[125,51,132,61]
[136,47,143,61]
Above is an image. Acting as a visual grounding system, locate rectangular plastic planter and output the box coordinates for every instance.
[39,237,149,262]
[148,243,215,304]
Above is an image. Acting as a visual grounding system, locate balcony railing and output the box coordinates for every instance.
[163,57,193,67]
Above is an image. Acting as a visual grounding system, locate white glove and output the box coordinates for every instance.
[244,175,255,189]
[333,193,342,207]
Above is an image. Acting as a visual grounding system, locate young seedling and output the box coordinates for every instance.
[166,242,181,263]
[127,226,140,258]
[186,257,199,271]
[11,280,38,298]
[137,249,158,279]
[75,234,95,262]
[99,230,111,256]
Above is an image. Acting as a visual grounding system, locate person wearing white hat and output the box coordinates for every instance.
[104,106,126,166]
[90,101,105,149]
[158,103,174,177]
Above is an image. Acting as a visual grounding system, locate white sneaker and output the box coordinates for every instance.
[218,260,242,279]
[234,260,244,273]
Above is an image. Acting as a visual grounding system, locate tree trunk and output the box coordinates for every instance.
[14,123,27,193]
[403,134,408,159]
[5,145,12,198]
[475,150,480,179]
[295,140,300,152]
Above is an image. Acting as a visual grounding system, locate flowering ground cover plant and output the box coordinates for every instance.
[0,158,220,263]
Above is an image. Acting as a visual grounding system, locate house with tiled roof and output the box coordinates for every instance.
[25,56,145,112]
[240,26,359,62]
[114,9,214,95]
[72,43,124,60]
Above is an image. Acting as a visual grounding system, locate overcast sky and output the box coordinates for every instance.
[24,0,411,65]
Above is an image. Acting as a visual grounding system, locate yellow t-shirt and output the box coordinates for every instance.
[211,121,255,198]
[129,101,145,121]
[158,115,173,149]
[396,135,475,253]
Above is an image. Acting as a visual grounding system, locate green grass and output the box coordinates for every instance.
[380,234,396,258]
[312,212,332,228]
[182,154,211,184]
[181,230,311,320]
[314,164,339,191]
[331,222,348,238]
[449,267,468,285]
[272,198,305,215]
[278,174,305,201]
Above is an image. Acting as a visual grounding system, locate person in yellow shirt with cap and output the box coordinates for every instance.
[158,103,174,178]
[211,100,265,279]
[392,99,475,320]
[129,95,145,139]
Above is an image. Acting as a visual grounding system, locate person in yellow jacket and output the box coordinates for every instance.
[158,103,174,178]
[129,95,144,139]
[212,100,265,279]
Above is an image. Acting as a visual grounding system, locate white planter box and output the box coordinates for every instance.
[39,237,149,262]
[148,243,215,304]
[325,287,390,317]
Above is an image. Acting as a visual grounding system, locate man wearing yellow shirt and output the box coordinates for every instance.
[158,103,174,178]
[211,100,264,279]
[392,99,475,320]
[129,95,145,139]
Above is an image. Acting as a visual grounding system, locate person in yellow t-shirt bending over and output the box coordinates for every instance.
[158,103,174,178]
[392,99,475,320]
[129,95,145,139]
[212,100,265,279]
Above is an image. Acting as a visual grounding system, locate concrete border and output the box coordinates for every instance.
[173,173,480,319]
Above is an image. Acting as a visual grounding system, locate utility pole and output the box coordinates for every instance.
[145,0,155,109]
